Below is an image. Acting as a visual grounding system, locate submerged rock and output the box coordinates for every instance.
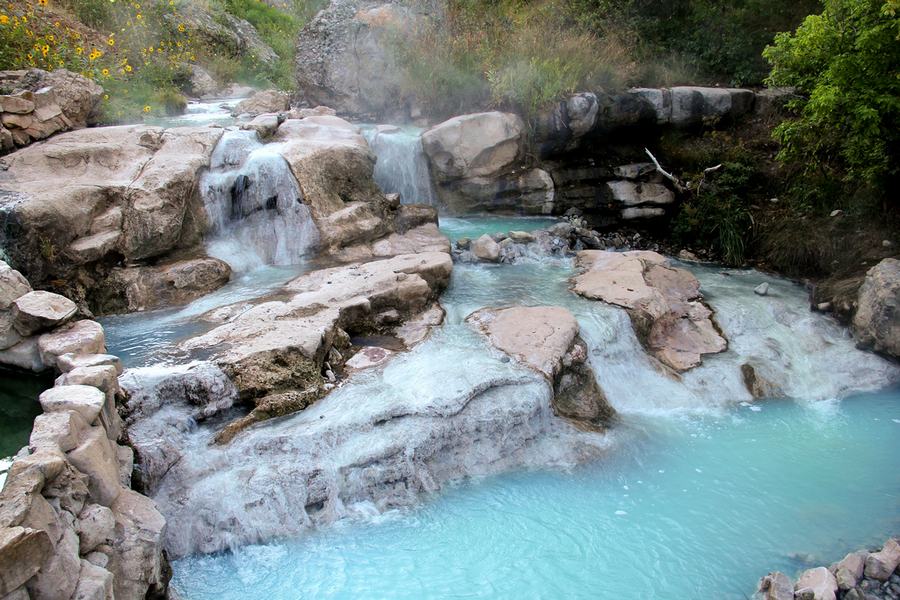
[853,258,900,359]
[571,250,726,371]
[467,306,615,429]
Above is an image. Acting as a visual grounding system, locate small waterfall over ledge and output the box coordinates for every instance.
[362,125,439,207]
[200,130,320,271]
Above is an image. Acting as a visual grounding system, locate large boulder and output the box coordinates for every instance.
[180,251,453,441]
[794,566,838,600]
[572,250,726,371]
[0,125,227,311]
[294,1,417,119]
[853,258,900,359]
[1,259,32,350]
[467,306,615,428]
[423,112,525,182]
[863,538,900,581]
[167,5,278,69]
[232,90,291,117]
[11,291,77,336]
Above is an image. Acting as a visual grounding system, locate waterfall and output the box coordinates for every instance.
[200,130,320,272]
[362,125,439,207]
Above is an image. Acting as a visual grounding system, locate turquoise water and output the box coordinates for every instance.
[172,388,900,599]
[440,216,561,242]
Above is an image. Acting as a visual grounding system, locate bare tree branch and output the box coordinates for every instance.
[644,148,685,193]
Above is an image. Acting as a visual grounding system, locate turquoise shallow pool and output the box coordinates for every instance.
[440,216,561,242]
[171,388,900,599]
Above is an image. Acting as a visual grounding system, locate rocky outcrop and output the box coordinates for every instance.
[756,538,900,600]
[467,306,615,429]
[294,0,418,119]
[0,124,230,312]
[0,270,167,599]
[167,4,278,69]
[0,69,103,154]
[178,251,453,441]
[232,90,291,117]
[421,111,529,212]
[853,258,899,360]
[572,250,726,371]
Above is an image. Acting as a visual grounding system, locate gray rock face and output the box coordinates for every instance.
[853,258,900,359]
[295,0,417,119]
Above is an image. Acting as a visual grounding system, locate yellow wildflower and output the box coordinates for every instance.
[38,0,47,6]
[177,23,185,32]
[47,34,54,42]
[0,15,8,25]
[125,64,132,72]
[143,105,151,113]
[75,46,83,55]
[107,37,115,46]
[101,68,109,76]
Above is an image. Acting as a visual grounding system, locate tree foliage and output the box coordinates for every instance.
[764,0,900,203]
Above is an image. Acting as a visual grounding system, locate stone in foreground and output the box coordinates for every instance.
[467,305,615,429]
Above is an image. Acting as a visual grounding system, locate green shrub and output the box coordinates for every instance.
[764,0,900,208]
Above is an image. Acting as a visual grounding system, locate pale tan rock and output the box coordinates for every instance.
[37,320,106,369]
[0,260,32,310]
[66,427,122,506]
[39,385,106,424]
[29,410,88,453]
[572,250,726,371]
[395,304,445,347]
[345,346,395,371]
[853,258,899,359]
[233,89,290,116]
[0,526,52,596]
[76,504,115,554]
[55,365,119,399]
[758,571,793,600]
[108,489,166,600]
[57,353,123,376]
[11,291,77,336]
[833,551,866,590]
[472,234,501,263]
[795,567,838,600]
[864,538,900,580]
[423,112,525,181]
[26,525,80,600]
[0,337,44,371]
[71,559,114,600]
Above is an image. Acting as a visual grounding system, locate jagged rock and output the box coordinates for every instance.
[0,260,32,309]
[864,538,900,581]
[169,5,277,69]
[533,92,599,157]
[853,258,900,359]
[572,250,726,371]
[10,291,77,336]
[740,363,781,400]
[29,410,88,453]
[233,90,290,117]
[75,505,115,555]
[0,526,52,596]
[15,69,104,128]
[107,490,167,600]
[471,234,501,263]
[294,1,416,119]
[26,525,80,600]
[758,571,794,600]
[832,551,867,591]
[0,125,224,308]
[181,252,452,440]
[37,320,106,369]
[187,65,221,99]
[66,427,122,506]
[98,257,231,314]
[39,385,106,424]
[437,167,556,214]
[467,306,615,428]
[71,559,114,600]
[57,353,123,376]
[423,112,525,182]
[795,566,838,600]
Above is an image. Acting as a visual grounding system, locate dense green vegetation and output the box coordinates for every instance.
[764,0,899,211]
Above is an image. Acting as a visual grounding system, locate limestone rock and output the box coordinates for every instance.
[0,260,32,310]
[0,335,44,371]
[423,112,525,182]
[0,526,52,596]
[71,559,114,600]
[26,525,80,600]
[108,489,167,600]
[233,90,290,117]
[294,1,416,119]
[572,250,726,371]
[37,320,106,369]
[605,181,675,207]
[754,282,770,296]
[15,69,103,128]
[75,504,115,554]
[794,566,838,600]
[833,551,867,590]
[467,305,615,428]
[853,258,900,359]
[66,427,122,506]
[471,234,501,263]
[29,410,88,453]
[39,385,106,424]
[57,353,123,376]
[758,571,794,600]
[864,538,900,580]
[187,65,221,99]
[11,291,77,336]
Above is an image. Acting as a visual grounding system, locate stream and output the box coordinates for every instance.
[3,117,896,599]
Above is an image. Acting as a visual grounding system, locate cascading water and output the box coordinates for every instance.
[200,130,320,272]
[362,125,439,207]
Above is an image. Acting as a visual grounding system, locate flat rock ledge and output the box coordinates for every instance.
[571,250,727,372]
[0,264,167,599]
[467,305,615,429]
[756,537,900,600]
[178,251,454,443]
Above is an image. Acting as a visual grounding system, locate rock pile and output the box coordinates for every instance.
[757,538,900,600]
[0,263,167,599]
[0,69,103,154]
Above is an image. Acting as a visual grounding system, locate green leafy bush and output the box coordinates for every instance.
[764,0,900,207]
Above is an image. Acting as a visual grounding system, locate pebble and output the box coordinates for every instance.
[754,282,770,296]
